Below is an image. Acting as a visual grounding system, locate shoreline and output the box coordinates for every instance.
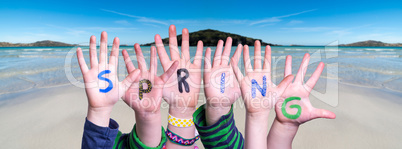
[2,77,401,103]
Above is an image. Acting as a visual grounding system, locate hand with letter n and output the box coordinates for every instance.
[266,54,336,149]
[231,40,294,149]
[121,44,178,147]
[76,32,141,127]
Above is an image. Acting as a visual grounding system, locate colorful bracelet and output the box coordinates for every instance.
[168,114,194,127]
[165,128,200,146]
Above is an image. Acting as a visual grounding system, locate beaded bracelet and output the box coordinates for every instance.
[165,128,200,146]
[168,114,194,127]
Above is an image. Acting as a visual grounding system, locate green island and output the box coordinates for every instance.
[0,40,77,47]
[141,29,280,46]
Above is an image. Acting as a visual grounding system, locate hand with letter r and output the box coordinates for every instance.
[154,25,204,148]
[154,25,204,116]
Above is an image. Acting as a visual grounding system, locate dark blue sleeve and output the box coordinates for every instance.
[82,118,119,149]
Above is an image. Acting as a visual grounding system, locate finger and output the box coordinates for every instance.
[109,37,120,68]
[284,55,292,77]
[89,35,98,68]
[122,49,136,73]
[231,60,244,85]
[231,44,242,66]
[160,61,179,82]
[254,40,262,71]
[155,34,171,71]
[295,53,310,84]
[120,69,141,101]
[150,46,157,75]
[243,45,252,75]
[204,47,212,71]
[263,45,272,81]
[221,37,232,66]
[76,48,89,73]
[312,108,336,119]
[99,31,108,65]
[181,28,190,62]
[169,25,180,60]
[213,40,224,67]
[263,45,272,71]
[134,43,147,72]
[277,75,294,95]
[193,40,203,67]
[305,62,324,92]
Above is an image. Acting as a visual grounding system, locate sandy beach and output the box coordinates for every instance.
[3,1,402,148]
[1,80,401,148]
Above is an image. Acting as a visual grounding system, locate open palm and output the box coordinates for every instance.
[76,32,140,126]
[121,44,178,113]
[154,25,203,108]
[275,53,336,125]
[204,37,241,107]
[231,41,294,113]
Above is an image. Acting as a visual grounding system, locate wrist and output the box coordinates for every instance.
[87,106,113,127]
[274,117,300,131]
[135,110,161,122]
[169,106,196,119]
[246,110,270,120]
[205,104,231,126]
[135,111,163,147]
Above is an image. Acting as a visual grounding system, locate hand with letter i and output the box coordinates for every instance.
[266,54,336,149]
[76,32,141,127]
[121,44,178,147]
[155,25,203,148]
[231,40,294,149]
[203,37,241,125]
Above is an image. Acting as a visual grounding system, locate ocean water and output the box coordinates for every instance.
[0,46,401,100]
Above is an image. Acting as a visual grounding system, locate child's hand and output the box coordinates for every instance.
[203,37,241,125]
[121,45,178,147]
[121,44,178,116]
[231,41,294,114]
[266,54,336,149]
[154,25,203,116]
[76,32,140,127]
[275,54,336,126]
[231,40,293,149]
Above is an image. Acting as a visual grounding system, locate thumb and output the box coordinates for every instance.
[122,69,141,88]
[312,108,336,119]
[160,61,179,83]
[120,69,141,99]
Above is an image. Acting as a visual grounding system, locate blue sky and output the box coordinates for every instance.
[1,0,401,45]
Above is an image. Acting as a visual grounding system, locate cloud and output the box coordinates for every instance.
[250,18,281,25]
[250,9,316,25]
[281,27,334,32]
[101,9,168,25]
[45,24,137,37]
[276,9,317,18]
[287,20,303,25]
[114,20,131,25]
[259,23,275,27]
